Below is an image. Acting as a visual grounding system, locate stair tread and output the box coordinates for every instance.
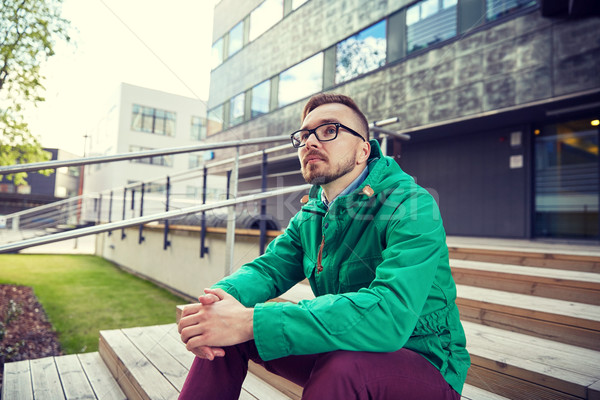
[100,324,292,399]
[463,320,600,387]
[456,284,600,322]
[461,383,510,399]
[451,259,600,283]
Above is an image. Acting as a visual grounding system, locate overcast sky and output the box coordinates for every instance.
[24,0,217,156]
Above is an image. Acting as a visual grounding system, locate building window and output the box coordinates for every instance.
[207,105,224,136]
[249,0,283,42]
[131,105,176,136]
[145,182,167,193]
[486,0,536,20]
[230,93,245,126]
[228,21,244,57]
[186,186,201,199]
[279,53,323,107]
[129,146,173,167]
[406,0,457,54]
[251,80,270,118]
[191,116,206,140]
[212,37,224,69]
[292,0,309,9]
[189,154,204,169]
[336,20,387,84]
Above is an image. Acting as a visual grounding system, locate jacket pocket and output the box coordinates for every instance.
[338,256,380,292]
[305,293,380,335]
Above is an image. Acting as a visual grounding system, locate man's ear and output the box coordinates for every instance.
[357,140,371,164]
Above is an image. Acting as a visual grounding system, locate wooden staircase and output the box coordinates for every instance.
[3,242,600,399]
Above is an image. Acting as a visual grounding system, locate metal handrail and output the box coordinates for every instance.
[0,135,291,175]
[0,183,310,254]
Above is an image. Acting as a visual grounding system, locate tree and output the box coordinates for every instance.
[0,0,71,185]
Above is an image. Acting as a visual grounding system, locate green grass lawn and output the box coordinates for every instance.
[0,254,187,354]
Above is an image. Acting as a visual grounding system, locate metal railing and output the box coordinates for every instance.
[0,117,409,266]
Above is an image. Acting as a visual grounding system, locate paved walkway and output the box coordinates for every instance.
[18,235,97,255]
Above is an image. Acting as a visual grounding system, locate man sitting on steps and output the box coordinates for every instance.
[177,93,471,400]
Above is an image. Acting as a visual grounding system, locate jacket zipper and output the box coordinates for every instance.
[316,234,325,274]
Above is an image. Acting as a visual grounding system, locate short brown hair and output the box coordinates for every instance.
[302,93,369,140]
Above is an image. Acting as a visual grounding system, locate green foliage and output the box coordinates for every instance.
[0,254,187,354]
[0,0,71,184]
[0,299,24,363]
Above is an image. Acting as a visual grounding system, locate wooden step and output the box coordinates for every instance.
[463,320,600,399]
[448,245,600,273]
[98,323,292,400]
[451,259,600,305]
[1,353,126,400]
[462,383,510,399]
[456,284,600,351]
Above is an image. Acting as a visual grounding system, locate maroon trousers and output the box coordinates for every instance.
[178,341,460,400]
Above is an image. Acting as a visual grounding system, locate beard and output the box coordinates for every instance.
[301,151,356,185]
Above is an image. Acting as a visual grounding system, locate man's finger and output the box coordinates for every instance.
[203,288,228,300]
[198,293,220,305]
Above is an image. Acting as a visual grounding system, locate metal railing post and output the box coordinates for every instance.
[259,151,268,255]
[121,188,127,240]
[108,190,113,236]
[138,183,145,244]
[224,148,239,276]
[163,176,171,250]
[130,189,136,220]
[97,194,103,224]
[200,166,209,258]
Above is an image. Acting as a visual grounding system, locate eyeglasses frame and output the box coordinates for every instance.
[290,122,366,148]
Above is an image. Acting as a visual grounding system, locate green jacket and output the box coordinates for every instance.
[213,140,470,394]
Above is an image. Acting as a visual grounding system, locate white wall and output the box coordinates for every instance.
[96,225,277,300]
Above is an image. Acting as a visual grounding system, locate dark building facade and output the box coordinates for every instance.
[0,148,81,215]
[206,0,600,240]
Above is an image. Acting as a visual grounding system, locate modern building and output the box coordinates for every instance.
[0,148,80,215]
[205,0,600,240]
[83,83,225,214]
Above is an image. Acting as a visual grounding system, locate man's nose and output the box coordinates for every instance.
[304,131,321,148]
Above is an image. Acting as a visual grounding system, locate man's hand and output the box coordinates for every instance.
[178,288,254,359]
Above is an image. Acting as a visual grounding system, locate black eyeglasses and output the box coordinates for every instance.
[290,122,365,148]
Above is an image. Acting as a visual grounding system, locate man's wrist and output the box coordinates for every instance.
[246,307,255,341]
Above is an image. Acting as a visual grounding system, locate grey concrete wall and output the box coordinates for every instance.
[209,0,408,108]
[208,4,600,135]
[96,226,276,300]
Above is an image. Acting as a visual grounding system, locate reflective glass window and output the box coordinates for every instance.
[211,38,224,69]
[279,53,323,107]
[535,118,599,238]
[251,80,270,118]
[131,104,176,136]
[191,116,206,140]
[249,0,283,42]
[335,20,387,84]
[228,21,244,57]
[207,105,224,136]
[230,93,245,126]
[406,0,457,54]
[486,0,536,20]
[129,145,173,167]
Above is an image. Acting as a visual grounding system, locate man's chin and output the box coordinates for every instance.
[304,174,330,185]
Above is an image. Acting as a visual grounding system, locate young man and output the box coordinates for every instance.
[178,93,470,399]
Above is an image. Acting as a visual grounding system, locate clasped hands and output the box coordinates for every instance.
[178,288,254,360]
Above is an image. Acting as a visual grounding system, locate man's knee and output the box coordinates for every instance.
[315,351,362,379]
